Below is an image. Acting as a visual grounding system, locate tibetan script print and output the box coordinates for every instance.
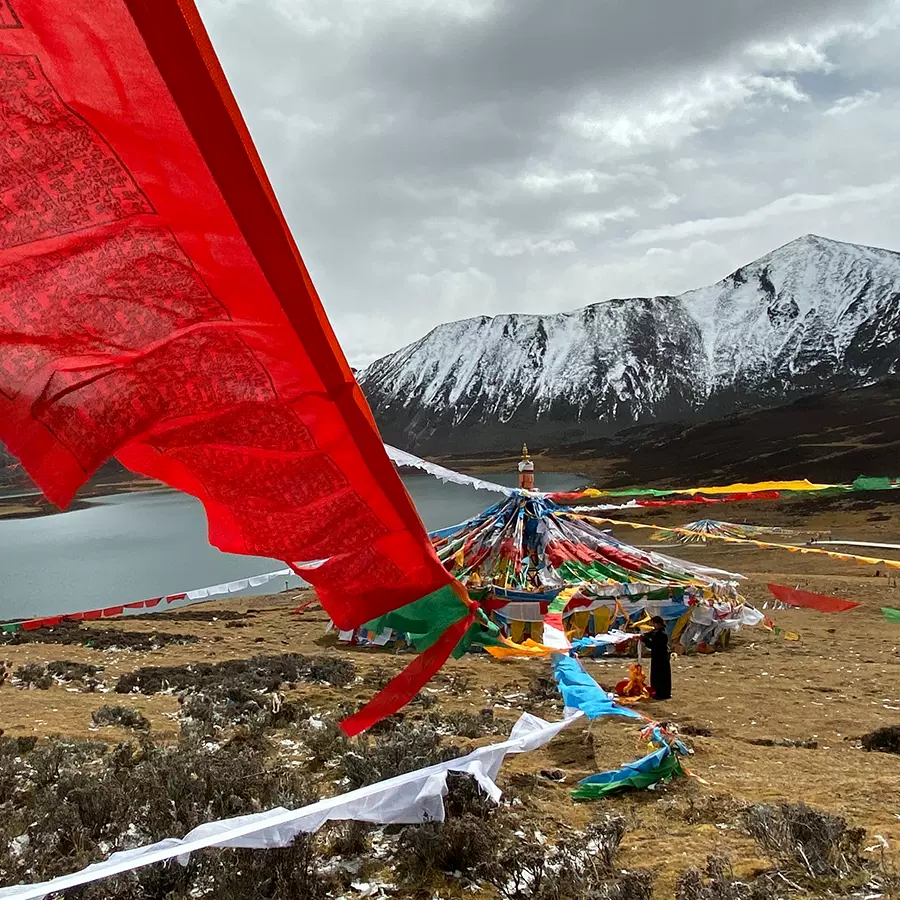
[238,490,390,561]
[35,329,275,475]
[0,55,151,248]
[0,225,229,399]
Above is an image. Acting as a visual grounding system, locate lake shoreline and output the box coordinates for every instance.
[0,473,588,621]
[0,481,173,520]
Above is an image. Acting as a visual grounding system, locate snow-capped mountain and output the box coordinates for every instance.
[359,235,900,453]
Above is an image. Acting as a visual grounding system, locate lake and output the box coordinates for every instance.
[0,472,585,620]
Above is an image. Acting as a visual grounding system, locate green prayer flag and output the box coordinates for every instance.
[571,753,684,801]
[853,476,899,492]
[882,607,900,624]
[365,584,502,656]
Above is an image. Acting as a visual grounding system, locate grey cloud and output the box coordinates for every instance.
[358,0,877,99]
[197,0,900,365]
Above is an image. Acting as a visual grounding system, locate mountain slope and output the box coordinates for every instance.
[539,378,900,488]
[360,235,900,453]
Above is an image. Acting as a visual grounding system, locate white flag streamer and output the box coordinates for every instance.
[810,539,900,551]
[0,711,582,900]
[567,502,641,513]
[385,444,515,496]
[184,569,293,601]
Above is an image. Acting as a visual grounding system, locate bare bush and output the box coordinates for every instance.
[427,707,504,738]
[744,803,864,878]
[343,722,461,789]
[47,660,103,682]
[91,706,150,731]
[300,717,349,766]
[325,820,372,858]
[116,653,355,696]
[478,814,647,900]
[861,724,900,756]
[527,672,560,704]
[13,663,51,690]
[0,622,197,651]
[676,855,777,900]
[0,732,317,893]
[397,815,496,884]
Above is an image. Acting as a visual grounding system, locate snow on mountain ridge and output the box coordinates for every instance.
[360,235,900,453]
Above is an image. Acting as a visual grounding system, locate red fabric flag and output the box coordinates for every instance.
[0,0,459,728]
[766,584,860,613]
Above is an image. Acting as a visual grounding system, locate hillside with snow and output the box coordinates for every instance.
[359,235,900,453]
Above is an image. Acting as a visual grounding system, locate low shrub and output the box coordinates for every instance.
[676,855,777,900]
[116,653,355,696]
[14,663,52,690]
[744,802,864,878]
[861,724,900,755]
[91,705,150,731]
[343,722,461,789]
[0,623,197,651]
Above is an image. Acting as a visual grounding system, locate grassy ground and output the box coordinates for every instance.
[1,493,899,898]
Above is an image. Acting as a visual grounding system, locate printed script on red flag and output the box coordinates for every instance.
[0,0,455,637]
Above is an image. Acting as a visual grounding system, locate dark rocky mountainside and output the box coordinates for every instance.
[360,235,900,454]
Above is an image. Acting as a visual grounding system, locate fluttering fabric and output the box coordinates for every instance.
[548,475,900,505]
[384,445,514,496]
[0,567,296,634]
[0,0,473,732]
[0,710,581,900]
[551,653,642,720]
[581,516,900,571]
[766,584,860,614]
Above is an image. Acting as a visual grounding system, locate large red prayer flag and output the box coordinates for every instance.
[766,584,859,614]
[0,0,465,732]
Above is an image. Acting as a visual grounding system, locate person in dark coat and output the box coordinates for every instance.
[641,616,672,700]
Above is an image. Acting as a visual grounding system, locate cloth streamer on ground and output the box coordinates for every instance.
[549,476,900,504]
[570,745,685,801]
[882,607,900,623]
[0,0,487,732]
[0,709,581,900]
[551,654,642,720]
[766,584,860,613]
[812,540,900,551]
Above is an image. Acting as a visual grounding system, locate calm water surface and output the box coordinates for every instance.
[0,473,584,620]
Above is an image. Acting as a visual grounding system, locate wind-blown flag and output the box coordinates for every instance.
[0,0,477,734]
[766,584,860,614]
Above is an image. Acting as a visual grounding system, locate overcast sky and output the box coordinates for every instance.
[198,0,900,368]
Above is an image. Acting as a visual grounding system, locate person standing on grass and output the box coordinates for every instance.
[641,616,672,701]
